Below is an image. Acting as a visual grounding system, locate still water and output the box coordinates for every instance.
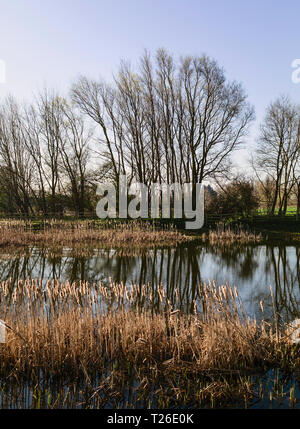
[1,242,300,322]
[1,242,300,409]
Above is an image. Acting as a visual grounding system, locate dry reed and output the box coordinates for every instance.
[0,278,291,382]
[202,222,262,244]
[0,219,192,249]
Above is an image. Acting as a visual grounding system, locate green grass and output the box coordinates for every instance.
[257,206,298,216]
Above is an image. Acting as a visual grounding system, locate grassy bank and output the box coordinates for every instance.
[234,218,300,243]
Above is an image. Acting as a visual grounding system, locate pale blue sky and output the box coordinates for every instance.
[1,0,300,166]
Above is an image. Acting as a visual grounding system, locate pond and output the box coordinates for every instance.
[1,241,300,409]
[1,242,300,322]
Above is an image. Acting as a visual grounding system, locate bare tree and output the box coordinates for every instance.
[57,100,93,216]
[71,49,254,191]
[253,96,300,215]
[0,98,35,215]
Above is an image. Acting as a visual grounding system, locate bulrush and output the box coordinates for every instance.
[0,278,292,382]
[0,219,192,248]
[203,222,262,244]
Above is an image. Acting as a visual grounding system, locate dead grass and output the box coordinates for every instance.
[0,278,293,382]
[202,222,262,244]
[0,219,192,248]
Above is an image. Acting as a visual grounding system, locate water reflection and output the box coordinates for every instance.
[1,243,300,321]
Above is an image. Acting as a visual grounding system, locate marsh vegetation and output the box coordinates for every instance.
[0,225,300,408]
[0,278,299,409]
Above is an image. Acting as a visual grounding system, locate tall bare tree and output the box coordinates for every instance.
[71,49,254,190]
[253,96,300,215]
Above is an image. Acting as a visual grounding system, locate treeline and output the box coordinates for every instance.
[0,94,96,216]
[0,49,299,217]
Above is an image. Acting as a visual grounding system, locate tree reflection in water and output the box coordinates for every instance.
[0,243,300,321]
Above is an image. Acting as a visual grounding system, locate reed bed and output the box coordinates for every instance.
[0,219,264,251]
[1,278,299,407]
[0,278,294,381]
[202,222,262,244]
[0,219,192,248]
